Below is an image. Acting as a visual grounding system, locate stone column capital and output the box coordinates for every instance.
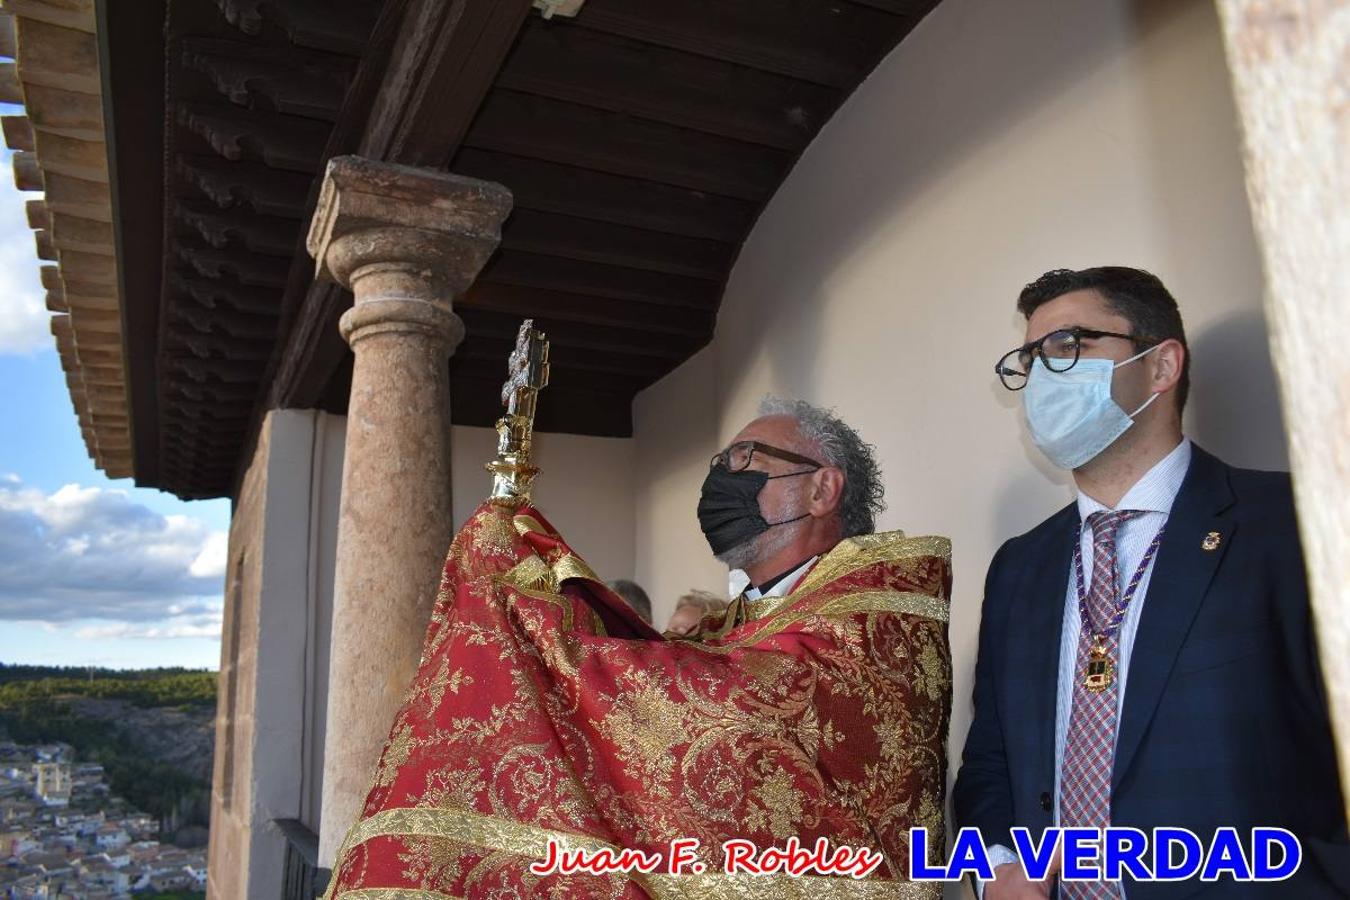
[307,155,513,300]
[338,297,466,353]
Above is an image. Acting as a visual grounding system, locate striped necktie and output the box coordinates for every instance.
[1060,509,1143,899]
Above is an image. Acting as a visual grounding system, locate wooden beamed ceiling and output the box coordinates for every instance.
[106,0,940,499]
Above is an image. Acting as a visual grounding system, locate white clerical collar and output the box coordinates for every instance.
[1076,437,1191,520]
[728,555,820,601]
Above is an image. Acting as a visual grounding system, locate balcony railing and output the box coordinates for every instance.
[275,818,330,900]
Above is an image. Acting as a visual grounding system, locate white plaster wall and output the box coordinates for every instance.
[301,411,344,833]
[211,408,346,900]
[631,0,1283,890]
[631,348,726,629]
[450,425,637,584]
[245,410,316,898]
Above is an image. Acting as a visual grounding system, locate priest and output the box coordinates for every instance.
[322,330,951,899]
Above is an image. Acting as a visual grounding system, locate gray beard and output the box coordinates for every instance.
[715,515,800,574]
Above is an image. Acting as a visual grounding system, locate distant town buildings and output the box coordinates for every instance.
[0,740,207,898]
[33,764,70,807]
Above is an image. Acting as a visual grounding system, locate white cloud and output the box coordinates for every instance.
[188,530,227,578]
[0,150,50,356]
[0,476,227,625]
[74,609,222,641]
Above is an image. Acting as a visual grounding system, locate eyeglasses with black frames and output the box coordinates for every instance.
[710,440,825,473]
[995,326,1152,391]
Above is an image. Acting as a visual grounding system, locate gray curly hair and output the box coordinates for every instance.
[757,396,885,537]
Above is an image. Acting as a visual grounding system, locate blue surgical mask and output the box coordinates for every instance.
[1023,344,1162,469]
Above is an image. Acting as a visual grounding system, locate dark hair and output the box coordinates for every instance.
[607,579,652,624]
[1016,266,1190,413]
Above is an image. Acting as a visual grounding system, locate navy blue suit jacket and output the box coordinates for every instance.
[953,445,1350,898]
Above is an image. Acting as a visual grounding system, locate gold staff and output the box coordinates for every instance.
[486,319,550,506]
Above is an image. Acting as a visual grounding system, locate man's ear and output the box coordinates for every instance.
[810,467,845,518]
[1151,338,1185,395]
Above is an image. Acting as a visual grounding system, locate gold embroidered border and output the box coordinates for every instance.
[815,590,949,624]
[551,552,603,586]
[706,534,949,641]
[345,807,616,861]
[511,513,554,538]
[337,891,462,900]
[499,545,604,596]
[683,591,949,657]
[493,569,578,632]
[500,555,551,592]
[742,587,950,626]
[493,574,609,636]
[787,533,950,601]
[337,806,941,900]
[644,873,941,900]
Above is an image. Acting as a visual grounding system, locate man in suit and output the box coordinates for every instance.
[954,266,1349,899]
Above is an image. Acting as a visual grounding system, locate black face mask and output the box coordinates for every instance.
[697,465,811,556]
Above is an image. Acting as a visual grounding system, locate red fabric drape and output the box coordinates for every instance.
[325,502,952,900]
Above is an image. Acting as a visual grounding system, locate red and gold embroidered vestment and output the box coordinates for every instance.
[325,502,952,900]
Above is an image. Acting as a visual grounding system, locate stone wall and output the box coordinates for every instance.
[207,409,344,900]
[206,405,268,900]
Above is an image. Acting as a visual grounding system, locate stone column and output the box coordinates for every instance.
[1215,1,1350,814]
[307,156,512,862]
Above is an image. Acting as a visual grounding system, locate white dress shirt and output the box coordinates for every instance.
[727,554,819,602]
[980,438,1192,898]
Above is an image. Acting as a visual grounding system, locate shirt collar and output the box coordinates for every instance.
[727,568,751,599]
[1076,437,1192,520]
[727,555,820,601]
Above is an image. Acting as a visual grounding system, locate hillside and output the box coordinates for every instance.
[0,663,218,835]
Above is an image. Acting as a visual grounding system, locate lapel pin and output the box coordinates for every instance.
[1202,531,1222,551]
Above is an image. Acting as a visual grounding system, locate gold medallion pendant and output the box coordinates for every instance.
[1084,641,1114,693]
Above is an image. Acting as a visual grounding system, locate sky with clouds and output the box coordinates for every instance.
[0,109,231,671]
